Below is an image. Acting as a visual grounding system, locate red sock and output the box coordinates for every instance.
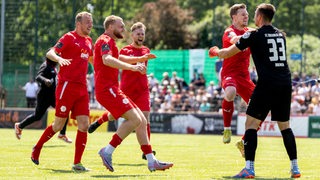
[97,111,109,124]
[222,99,234,127]
[35,125,56,148]
[147,123,151,141]
[141,144,153,155]
[109,133,122,148]
[74,130,87,164]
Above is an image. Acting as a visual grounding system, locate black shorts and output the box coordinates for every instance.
[246,83,292,122]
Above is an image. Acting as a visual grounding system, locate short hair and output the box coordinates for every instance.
[103,15,123,30]
[130,22,146,32]
[75,11,92,24]
[230,3,246,18]
[256,3,276,22]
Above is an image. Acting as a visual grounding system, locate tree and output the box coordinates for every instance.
[134,0,194,49]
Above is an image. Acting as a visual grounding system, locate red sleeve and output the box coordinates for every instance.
[53,33,71,55]
[119,46,132,56]
[222,27,236,48]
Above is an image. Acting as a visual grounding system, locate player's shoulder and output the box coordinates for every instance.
[224,26,235,34]
[242,28,259,40]
[141,45,150,51]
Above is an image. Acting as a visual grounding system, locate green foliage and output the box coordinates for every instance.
[1,129,320,179]
[287,35,320,75]
[2,0,320,73]
[134,0,194,49]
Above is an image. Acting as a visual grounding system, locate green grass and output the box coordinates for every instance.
[1,129,319,179]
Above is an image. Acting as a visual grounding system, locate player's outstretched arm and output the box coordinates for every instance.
[119,53,156,64]
[208,45,241,59]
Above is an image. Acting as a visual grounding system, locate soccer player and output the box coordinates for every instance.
[94,15,173,172]
[88,22,156,160]
[31,11,93,172]
[215,3,255,145]
[209,3,301,178]
[15,57,72,143]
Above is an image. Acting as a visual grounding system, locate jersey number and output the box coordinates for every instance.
[267,38,286,61]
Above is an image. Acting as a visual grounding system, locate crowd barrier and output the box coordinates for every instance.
[1,108,319,138]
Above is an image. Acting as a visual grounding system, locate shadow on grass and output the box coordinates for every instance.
[221,176,291,180]
[115,163,145,167]
[42,144,68,148]
[91,174,168,178]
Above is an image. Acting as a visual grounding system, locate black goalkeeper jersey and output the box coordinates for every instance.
[236,25,291,86]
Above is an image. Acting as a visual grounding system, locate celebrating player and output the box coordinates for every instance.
[93,15,173,172]
[31,11,93,172]
[215,3,255,145]
[209,3,301,178]
[88,22,156,160]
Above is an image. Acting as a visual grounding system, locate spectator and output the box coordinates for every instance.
[311,81,320,97]
[199,99,211,112]
[170,71,182,91]
[194,73,206,89]
[161,72,170,87]
[148,73,159,90]
[158,99,171,113]
[181,99,193,112]
[207,81,218,97]
[0,85,6,108]
[22,78,39,108]
[290,97,302,115]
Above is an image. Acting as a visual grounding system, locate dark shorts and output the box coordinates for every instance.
[246,83,292,122]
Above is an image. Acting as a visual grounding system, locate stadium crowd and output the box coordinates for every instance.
[87,68,320,116]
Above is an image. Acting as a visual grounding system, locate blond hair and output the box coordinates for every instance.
[130,22,146,32]
[103,15,123,30]
[75,11,92,24]
[230,3,246,18]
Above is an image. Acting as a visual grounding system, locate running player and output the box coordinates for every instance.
[15,57,72,143]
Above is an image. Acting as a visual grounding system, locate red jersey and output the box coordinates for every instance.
[53,31,92,85]
[120,45,150,93]
[94,34,119,94]
[221,25,250,76]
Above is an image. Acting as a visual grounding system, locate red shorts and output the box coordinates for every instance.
[96,85,137,119]
[55,81,89,119]
[122,89,150,111]
[221,74,255,103]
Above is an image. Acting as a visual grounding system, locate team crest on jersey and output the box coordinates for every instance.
[122,98,129,104]
[102,44,110,52]
[60,105,66,112]
[242,32,251,39]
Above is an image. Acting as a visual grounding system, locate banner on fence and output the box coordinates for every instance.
[308,116,320,138]
[237,114,309,137]
[0,108,45,129]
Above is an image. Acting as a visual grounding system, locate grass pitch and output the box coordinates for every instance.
[1,129,319,179]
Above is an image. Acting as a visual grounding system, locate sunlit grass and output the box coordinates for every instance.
[1,129,319,179]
